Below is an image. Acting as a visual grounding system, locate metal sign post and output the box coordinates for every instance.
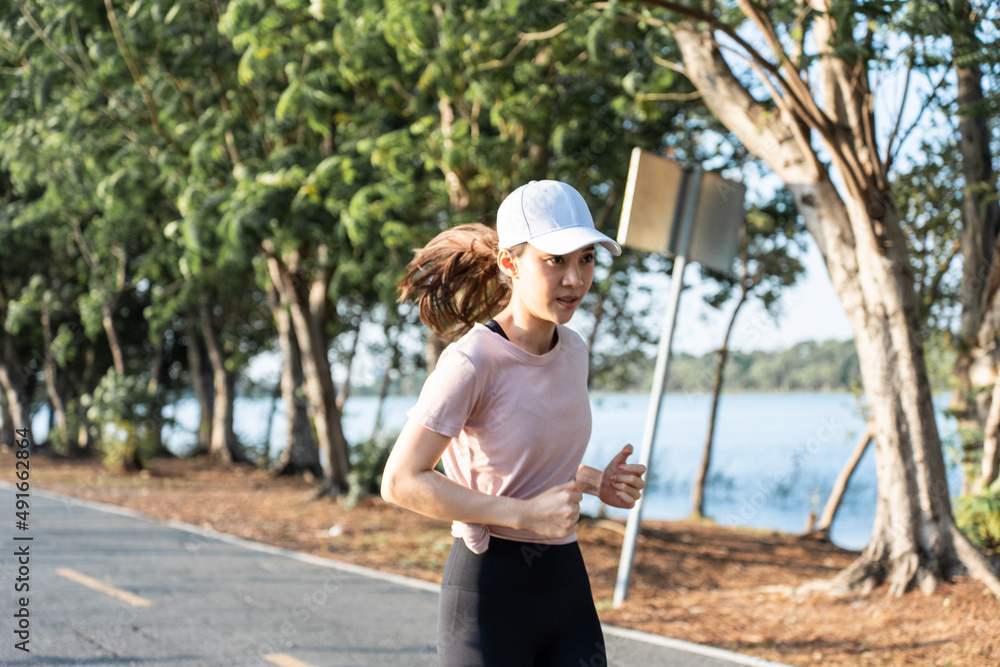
[612,167,700,608]
[611,148,745,607]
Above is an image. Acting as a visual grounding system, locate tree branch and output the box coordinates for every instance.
[736,0,830,130]
[634,0,779,73]
[69,217,96,269]
[14,0,89,84]
[634,90,702,102]
[924,238,962,313]
[882,47,915,171]
[519,24,568,41]
[886,65,952,172]
[670,26,821,182]
[70,14,95,77]
[807,4,876,202]
[103,0,182,153]
[633,0,832,133]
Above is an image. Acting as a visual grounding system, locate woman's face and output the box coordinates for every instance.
[505,244,596,326]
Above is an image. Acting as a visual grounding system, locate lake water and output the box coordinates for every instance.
[146,391,958,551]
[30,391,958,551]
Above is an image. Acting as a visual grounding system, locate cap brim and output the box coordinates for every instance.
[527,226,622,256]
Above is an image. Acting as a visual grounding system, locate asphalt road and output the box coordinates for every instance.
[0,485,789,667]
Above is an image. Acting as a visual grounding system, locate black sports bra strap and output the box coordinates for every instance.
[484,318,509,341]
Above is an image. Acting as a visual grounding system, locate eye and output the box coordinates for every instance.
[547,255,566,265]
[582,252,595,264]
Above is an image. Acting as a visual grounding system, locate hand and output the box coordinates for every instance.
[520,481,583,538]
[598,444,646,509]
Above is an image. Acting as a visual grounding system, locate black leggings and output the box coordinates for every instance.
[438,537,606,667]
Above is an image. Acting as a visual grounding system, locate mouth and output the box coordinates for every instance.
[556,296,580,309]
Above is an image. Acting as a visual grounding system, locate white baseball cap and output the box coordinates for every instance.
[496,180,622,256]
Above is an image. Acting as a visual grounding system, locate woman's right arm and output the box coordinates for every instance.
[380,419,581,538]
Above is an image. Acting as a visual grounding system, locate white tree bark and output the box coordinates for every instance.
[199,299,244,464]
[265,249,351,495]
[0,333,31,437]
[812,425,872,539]
[271,291,321,478]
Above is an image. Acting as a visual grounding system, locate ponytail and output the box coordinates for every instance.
[398,223,518,337]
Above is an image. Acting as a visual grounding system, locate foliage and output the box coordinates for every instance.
[591,339,864,394]
[344,433,395,507]
[85,370,163,470]
[954,483,1000,556]
[0,0,894,485]
[892,140,966,337]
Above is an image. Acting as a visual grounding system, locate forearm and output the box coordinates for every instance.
[576,464,602,496]
[382,466,526,530]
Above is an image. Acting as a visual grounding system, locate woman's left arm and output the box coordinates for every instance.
[576,444,646,509]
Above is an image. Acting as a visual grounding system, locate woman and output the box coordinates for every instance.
[382,179,647,666]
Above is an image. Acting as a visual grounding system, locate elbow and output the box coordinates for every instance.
[380,467,400,505]
[381,460,414,508]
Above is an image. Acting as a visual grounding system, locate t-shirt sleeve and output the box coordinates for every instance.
[407,348,482,438]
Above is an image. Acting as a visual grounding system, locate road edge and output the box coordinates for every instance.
[23,483,791,667]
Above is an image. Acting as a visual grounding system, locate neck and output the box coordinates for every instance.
[494,308,557,355]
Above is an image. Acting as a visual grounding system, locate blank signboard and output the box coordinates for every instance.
[618,148,746,276]
[617,148,687,255]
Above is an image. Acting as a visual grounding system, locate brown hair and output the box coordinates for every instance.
[397,223,524,337]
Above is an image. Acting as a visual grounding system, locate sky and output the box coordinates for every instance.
[646,241,854,357]
[656,25,951,357]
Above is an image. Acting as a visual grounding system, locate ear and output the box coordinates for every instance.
[497,249,517,278]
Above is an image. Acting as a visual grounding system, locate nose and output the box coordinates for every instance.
[562,264,583,287]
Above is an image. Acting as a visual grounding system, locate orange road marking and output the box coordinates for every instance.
[263,655,319,667]
[56,568,152,608]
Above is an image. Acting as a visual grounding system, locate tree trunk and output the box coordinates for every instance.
[979,377,1000,489]
[265,250,350,495]
[271,292,321,478]
[40,301,69,448]
[73,399,93,454]
[186,323,213,456]
[336,326,361,412]
[371,323,401,441]
[585,278,609,389]
[0,332,31,436]
[145,333,172,458]
[1,390,15,452]
[425,332,448,374]
[691,287,748,519]
[810,425,873,540]
[74,346,97,454]
[808,172,969,596]
[199,299,244,464]
[101,299,126,376]
[261,380,281,468]
[948,1,1000,495]
[671,19,1000,596]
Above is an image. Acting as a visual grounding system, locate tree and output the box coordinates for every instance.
[0,169,37,438]
[218,0,436,492]
[629,0,1000,595]
[1,0,274,468]
[936,0,1000,496]
[337,0,713,385]
[691,191,806,519]
[269,281,321,478]
[1,0,173,465]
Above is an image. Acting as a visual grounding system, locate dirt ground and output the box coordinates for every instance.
[18,450,999,666]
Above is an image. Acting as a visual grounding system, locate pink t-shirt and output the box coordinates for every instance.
[407,323,592,553]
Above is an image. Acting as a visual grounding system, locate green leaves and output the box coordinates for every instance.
[0,0,734,462]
